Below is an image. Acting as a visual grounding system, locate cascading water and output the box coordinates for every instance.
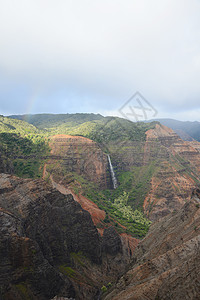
[107,154,118,189]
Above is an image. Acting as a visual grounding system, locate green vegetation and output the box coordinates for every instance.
[0,116,50,178]
[59,265,76,278]
[101,282,112,294]
[101,285,107,293]
[70,251,86,267]
[0,115,40,135]
[9,114,156,144]
[13,159,44,178]
[113,192,151,226]
[99,190,151,238]
[10,113,104,129]
[115,163,157,210]
[0,132,47,156]
[15,283,30,300]
[67,171,151,237]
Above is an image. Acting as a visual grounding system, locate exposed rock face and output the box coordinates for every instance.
[143,162,195,221]
[0,209,66,300]
[189,140,200,152]
[48,175,139,255]
[106,124,200,221]
[47,135,110,188]
[45,126,200,224]
[0,174,132,300]
[49,176,106,226]
[120,233,139,257]
[102,227,122,256]
[143,124,200,221]
[104,190,200,300]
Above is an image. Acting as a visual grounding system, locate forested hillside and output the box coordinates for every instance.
[0,115,50,178]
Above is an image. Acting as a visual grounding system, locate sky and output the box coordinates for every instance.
[0,0,200,121]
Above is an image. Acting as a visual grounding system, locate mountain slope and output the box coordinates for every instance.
[10,113,104,130]
[0,115,49,178]
[142,124,200,220]
[104,189,200,300]
[148,118,200,141]
[9,113,156,142]
[0,173,135,300]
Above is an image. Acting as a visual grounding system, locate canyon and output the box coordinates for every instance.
[1,172,199,299]
[43,123,200,224]
[1,114,200,299]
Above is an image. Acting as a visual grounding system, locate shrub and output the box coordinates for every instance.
[101,285,107,293]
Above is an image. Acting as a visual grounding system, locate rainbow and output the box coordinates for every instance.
[23,91,39,122]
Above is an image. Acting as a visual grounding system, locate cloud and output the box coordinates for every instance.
[0,0,200,120]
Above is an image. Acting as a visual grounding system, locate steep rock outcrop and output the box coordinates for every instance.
[47,135,110,188]
[0,207,66,300]
[101,124,200,222]
[46,126,200,224]
[48,175,139,255]
[102,227,122,256]
[49,175,106,226]
[143,124,200,221]
[104,190,200,300]
[0,174,132,300]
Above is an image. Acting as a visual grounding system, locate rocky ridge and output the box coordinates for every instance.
[48,173,139,255]
[0,173,134,300]
[143,124,200,220]
[104,189,200,300]
[48,174,106,227]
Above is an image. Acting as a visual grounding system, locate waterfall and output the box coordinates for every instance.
[107,155,118,189]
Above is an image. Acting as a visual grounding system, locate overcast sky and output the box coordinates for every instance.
[0,0,200,121]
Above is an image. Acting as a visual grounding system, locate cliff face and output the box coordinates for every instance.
[143,124,200,221]
[49,175,106,227]
[48,175,139,255]
[104,190,200,300]
[0,174,133,300]
[47,135,110,189]
[102,124,200,222]
[44,127,200,224]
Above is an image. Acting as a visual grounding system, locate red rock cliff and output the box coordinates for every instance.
[46,134,110,189]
